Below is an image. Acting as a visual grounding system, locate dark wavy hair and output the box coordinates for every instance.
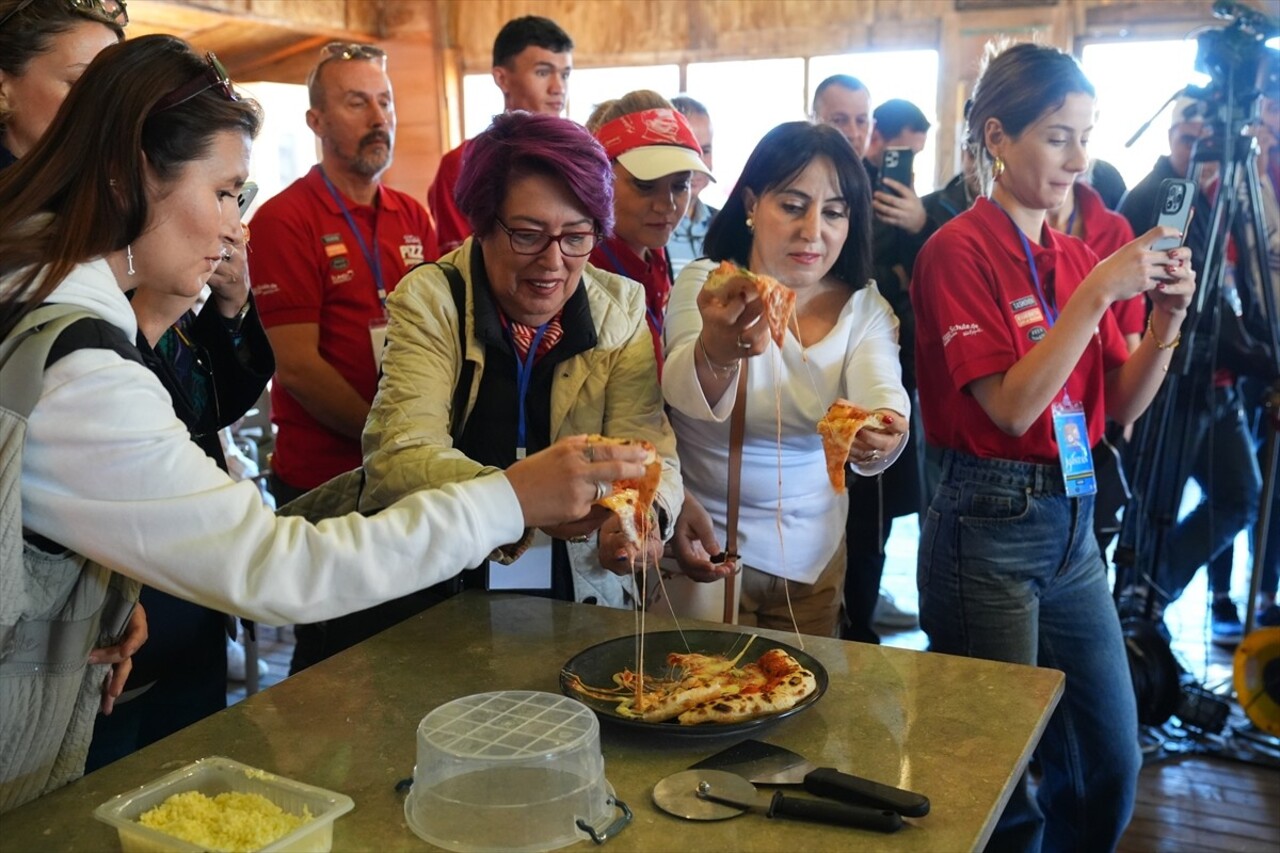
[704,121,873,290]
[0,34,262,336]
[454,110,614,239]
[966,42,1095,190]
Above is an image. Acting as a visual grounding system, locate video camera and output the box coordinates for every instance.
[1183,0,1279,132]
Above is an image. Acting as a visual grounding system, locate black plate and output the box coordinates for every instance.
[559,629,828,737]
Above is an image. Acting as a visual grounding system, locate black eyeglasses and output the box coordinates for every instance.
[496,219,599,257]
[318,42,388,70]
[149,51,238,116]
[0,0,128,28]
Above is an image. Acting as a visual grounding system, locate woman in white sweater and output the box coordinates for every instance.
[663,121,910,637]
[0,35,646,811]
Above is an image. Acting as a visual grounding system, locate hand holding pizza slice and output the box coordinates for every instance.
[585,435,663,560]
[817,399,904,492]
[701,261,797,349]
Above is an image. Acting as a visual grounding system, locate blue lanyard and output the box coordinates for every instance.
[598,241,664,337]
[994,202,1058,328]
[318,169,386,310]
[510,321,550,459]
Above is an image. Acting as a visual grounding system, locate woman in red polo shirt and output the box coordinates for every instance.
[911,43,1196,852]
[586,92,712,372]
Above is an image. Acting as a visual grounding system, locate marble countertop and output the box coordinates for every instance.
[2,592,1063,851]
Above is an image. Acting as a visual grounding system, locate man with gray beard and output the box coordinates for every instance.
[249,44,437,505]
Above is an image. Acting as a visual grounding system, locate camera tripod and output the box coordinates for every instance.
[1112,2,1279,764]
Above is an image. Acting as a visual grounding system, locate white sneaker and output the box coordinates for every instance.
[873,590,919,630]
[226,637,270,682]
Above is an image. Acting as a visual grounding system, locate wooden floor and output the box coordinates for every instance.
[227,513,1280,852]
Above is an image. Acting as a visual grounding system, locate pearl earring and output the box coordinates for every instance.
[745,216,754,231]
[126,244,135,276]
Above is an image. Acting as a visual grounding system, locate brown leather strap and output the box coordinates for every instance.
[723,360,749,623]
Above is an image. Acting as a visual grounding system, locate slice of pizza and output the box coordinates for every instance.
[677,649,817,725]
[585,435,661,547]
[702,260,796,349]
[816,399,888,492]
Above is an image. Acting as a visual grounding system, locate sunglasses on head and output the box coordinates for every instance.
[318,41,388,70]
[0,0,128,29]
[149,51,238,116]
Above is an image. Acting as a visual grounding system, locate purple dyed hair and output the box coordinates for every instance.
[454,111,615,238]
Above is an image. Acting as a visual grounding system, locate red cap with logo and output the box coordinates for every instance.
[593,108,715,182]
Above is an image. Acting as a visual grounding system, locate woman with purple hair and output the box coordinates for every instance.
[362,110,681,608]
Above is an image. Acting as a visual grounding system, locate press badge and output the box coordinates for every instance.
[369,318,388,372]
[1052,401,1097,497]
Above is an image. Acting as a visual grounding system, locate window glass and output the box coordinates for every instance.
[566,65,681,126]
[462,72,505,139]
[238,81,317,219]
[1079,40,1206,191]
[685,58,808,209]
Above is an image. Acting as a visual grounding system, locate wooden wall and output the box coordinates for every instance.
[142,0,1255,196]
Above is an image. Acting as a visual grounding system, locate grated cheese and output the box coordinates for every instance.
[138,790,311,852]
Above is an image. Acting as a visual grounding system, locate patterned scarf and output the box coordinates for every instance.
[505,312,564,362]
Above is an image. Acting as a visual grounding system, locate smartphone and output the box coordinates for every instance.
[237,181,259,217]
[878,147,914,194]
[1151,178,1195,251]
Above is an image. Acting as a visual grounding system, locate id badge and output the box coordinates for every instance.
[488,530,553,590]
[1051,401,1097,497]
[369,318,388,372]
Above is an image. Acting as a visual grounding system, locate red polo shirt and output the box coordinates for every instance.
[912,197,1130,464]
[589,236,671,372]
[249,165,437,488]
[427,141,471,255]
[1073,182,1144,337]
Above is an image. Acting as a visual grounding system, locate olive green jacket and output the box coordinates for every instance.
[361,240,681,605]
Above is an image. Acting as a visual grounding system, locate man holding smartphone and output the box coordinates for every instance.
[864,99,932,236]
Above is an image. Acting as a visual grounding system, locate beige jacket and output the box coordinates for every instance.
[362,240,682,604]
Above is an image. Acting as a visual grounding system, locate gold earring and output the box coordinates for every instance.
[992,157,1005,181]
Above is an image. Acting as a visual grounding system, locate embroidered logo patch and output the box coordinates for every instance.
[400,242,424,265]
[331,269,355,285]
[322,233,342,245]
[331,256,349,271]
[1028,326,1047,342]
[324,242,348,258]
[1010,295,1037,312]
[1014,307,1045,327]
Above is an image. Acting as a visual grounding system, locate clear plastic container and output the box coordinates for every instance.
[404,691,623,852]
[93,756,354,852]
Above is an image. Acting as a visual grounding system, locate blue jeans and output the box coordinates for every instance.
[1158,383,1261,602]
[918,452,1141,853]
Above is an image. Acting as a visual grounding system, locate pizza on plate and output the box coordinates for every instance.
[565,639,818,726]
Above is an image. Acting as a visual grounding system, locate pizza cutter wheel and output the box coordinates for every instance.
[653,770,750,821]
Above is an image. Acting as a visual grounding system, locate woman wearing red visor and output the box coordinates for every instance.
[587,91,713,371]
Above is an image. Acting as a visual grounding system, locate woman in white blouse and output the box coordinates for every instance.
[663,121,909,637]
